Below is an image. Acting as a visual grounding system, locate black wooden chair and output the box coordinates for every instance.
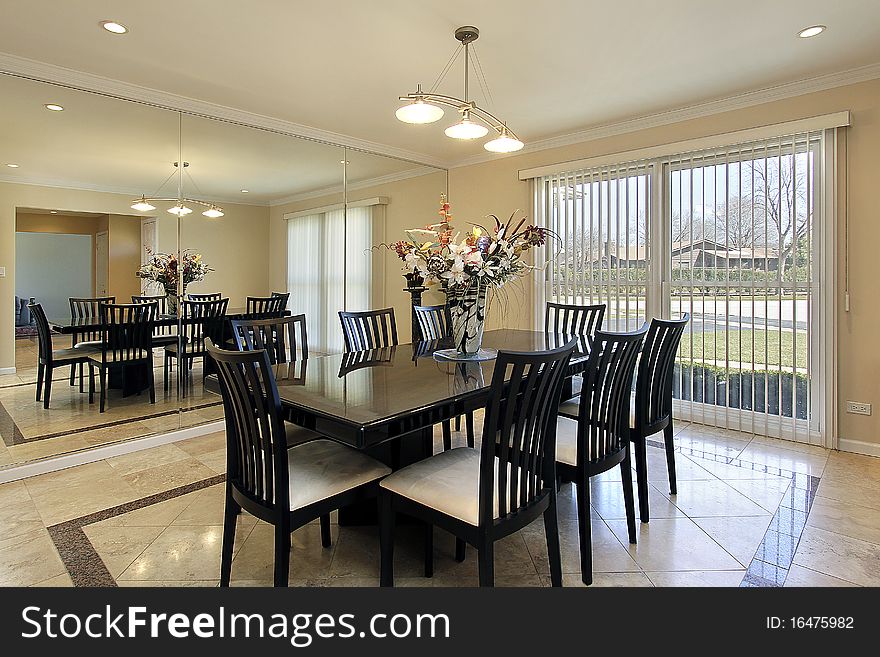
[231,314,308,364]
[132,294,177,348]
[207,339,391,587]
[631,314,690,522]
[87,302,157,413]
[68,296,115,391]
[187,292,222,301]
[556,326,647,585]
[271,291,290,309]
[29,303,98,409]
[545,301,605,338]
[246,295,287,318]
[165,297,228,395]
[339,308,398,352]
[413,303,475,451]
[379,340,576,587]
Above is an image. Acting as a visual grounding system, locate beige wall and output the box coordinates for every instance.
[1,182,270,369]
[269,171,448,341]
[107,215,142,302]
[446,78,880,449]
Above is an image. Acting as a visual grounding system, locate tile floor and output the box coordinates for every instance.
[2,417,879,587]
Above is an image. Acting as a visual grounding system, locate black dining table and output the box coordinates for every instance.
[46,306,265,334]
[205,328,590,523]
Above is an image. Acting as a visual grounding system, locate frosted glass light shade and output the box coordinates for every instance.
[167,204,193,217]
[445,118,488,140]
[484,133,524,153]
[131,196,156,212]
[396,99,445,124]
[202,206,224,218]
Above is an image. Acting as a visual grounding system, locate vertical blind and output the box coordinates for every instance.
[287,205,374,353]
[536,130,825,444]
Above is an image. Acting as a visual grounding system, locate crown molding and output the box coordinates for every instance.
[449,61,880,170]
[0,52,448,170]
[269,165,441,207]
[0,174,269,207]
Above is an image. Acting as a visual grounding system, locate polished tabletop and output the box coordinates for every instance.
[261,329,589,436]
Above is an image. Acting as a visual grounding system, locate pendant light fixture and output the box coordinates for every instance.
[395,26,523,153]
[130,161,225,218]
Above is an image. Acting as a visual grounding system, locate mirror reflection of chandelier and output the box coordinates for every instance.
[395,26,524,154]
[130,162,224,218]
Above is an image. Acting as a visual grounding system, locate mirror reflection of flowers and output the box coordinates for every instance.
[136,249,212,293]
[386,194,548,293]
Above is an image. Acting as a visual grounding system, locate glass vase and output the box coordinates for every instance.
[434,283,496,361]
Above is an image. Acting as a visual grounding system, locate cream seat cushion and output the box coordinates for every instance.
[558,393,636,429]
[380,447,522,526]
[287,439,391,511]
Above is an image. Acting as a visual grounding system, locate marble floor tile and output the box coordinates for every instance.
[646,570,745,587]
[792,526,880,587]
[549,572,653,587]
[229,522,337,582]
[83,524,165,577]
[0,529,67,586]
[806,496,880,546]
[815,471,880,511]
[735,443,828,476]
[118,525,232,581]
[0,481,45,540]
[30,572,74,587]
[724,478,793,513]
[691,515,773,567]
[784,564,860,587]
[661,480,769,518]
[120,458,218,497]
[606,517,743,572]
[522,518,641,575]
[106,443,194,476]
[590,480,685,520]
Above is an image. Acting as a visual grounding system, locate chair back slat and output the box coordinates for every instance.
[635,314,690,429]
[187,293,222,301]
[132,295,172,336]
[413,304,450,341]
[577,327,647,464]
[69,296,115,345]
[480,341,576,524]
[28,303,54,364]
[545,302,605,341]
[231,314,308,364]
[271,291,290,311]
[207,339,289,509]
[98,302,156,364]
[339,308,398,351]
[180,298,229,355]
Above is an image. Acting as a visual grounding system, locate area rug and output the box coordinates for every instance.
[15,325,38,339]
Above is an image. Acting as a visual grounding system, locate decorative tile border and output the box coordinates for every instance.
[46,474,225,587]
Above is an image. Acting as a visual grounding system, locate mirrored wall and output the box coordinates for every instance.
[0,73,447,470]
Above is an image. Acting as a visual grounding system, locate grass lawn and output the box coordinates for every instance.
[679,328,807,370]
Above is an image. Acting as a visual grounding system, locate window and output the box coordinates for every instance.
[535,129,834,445]
[286,201,384,353]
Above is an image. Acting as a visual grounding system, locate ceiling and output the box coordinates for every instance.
[0,74,433,203]
[1,0,878,165]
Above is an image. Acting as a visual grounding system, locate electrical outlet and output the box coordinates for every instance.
[846,401,872,416]
[0,266,5,277]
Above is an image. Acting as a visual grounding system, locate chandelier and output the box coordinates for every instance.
[395,26,524,153]
[130,162,224,218]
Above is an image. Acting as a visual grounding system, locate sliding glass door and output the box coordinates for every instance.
[538,131,827,445]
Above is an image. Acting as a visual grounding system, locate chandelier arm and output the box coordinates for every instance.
[138,197,215,208]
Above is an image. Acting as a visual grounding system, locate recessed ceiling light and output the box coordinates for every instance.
[50,211,58,214]
[100,20,128,34]
[44,103,64,111]
[798,25,826,38]
[6,163,19,168]
[240,189,249,193]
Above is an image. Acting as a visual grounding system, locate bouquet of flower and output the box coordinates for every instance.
[387,195,547,294]
[136,250,212,294]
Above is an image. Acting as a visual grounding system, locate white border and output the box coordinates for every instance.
[0,420,223,484]
[838,438,880,458]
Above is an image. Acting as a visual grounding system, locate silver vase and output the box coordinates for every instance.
[448,284,487,356]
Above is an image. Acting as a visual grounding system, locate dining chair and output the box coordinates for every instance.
[132,294,177,348]
[231,314,308,364]
[246,295,287,318]
[29,303,98,409]
[271,291,290,310]
[631,314,690,522]
[207,339,391,587]
[68,296,115,391]
[165,297,228,394]
[379,340,577,587]
[545,301,605,338]
[556,325,647,585]
[87,302,157,413]
[413,303,475,451]
[339,308,398,352]
[187,292,222,301]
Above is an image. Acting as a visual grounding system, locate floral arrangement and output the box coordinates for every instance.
[387,195,547,294]
[136,250,212,294]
